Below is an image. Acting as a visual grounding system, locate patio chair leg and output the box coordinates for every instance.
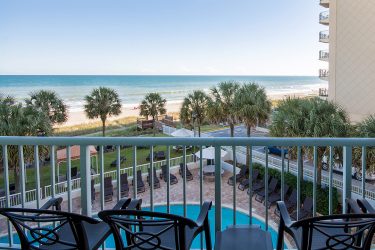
[276,219,284,250]
[204,219,212,250]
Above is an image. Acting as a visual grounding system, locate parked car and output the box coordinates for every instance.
[321,154,375,181]
[264,146,289,158]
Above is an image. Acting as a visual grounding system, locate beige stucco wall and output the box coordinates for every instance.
[328,0,375,123]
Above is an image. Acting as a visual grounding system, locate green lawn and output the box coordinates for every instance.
[0,139,194,191]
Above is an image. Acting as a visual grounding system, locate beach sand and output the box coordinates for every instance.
[60,90,319,127]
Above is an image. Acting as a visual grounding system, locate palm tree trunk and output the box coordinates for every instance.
[230,123,234,137]
[14,166,20,192]
[246,126,251,167]
[101,119,106,137]
[152,118,156,136]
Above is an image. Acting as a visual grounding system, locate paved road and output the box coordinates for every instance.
[205,125,375,194]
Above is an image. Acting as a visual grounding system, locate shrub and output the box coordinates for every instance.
[250,162,339,215]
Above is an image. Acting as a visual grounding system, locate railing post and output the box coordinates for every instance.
[80,145,92,216]
[215,146,222,233]
[342,146,352,213]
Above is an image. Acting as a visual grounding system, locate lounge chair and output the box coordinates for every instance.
[247,175,271,196]
[133,170,145,194]
[275,189,297,216]
[160,165,178,185]
[290,197,313,220]
[228,165,248,186]
[276,201,375,250]
[120,173,129,197]
[147,168,161,189]
[266,184,290,208]
[0,198,142,250]
[255,177,278,203]
[66,166,79,180]
[104,176,113,202]
[179,163,193,181]
[238,169,259,191]
[98,201,213,250]
[110,156,126,167]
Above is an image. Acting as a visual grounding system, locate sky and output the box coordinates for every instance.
[0,0,327,76]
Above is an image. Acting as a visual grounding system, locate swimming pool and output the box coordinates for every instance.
[0,204,283,249]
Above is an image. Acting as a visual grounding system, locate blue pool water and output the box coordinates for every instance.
[0,205,282,249]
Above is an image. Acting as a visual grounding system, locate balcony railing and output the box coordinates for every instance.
[0,136,375,249]
[320,0,329,8]
[319,50,329,61]
[319,11,329,25]
[319,69,329,80]
[319,88,329,97]
[319,30,329,43]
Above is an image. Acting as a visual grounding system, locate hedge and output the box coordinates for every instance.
[250,162,339,215]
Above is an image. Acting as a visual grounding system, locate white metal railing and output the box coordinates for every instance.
[319,11,329,23]
[1,136,375,248]
[319,50,329,61]
[319,30,329,42]
[0,154,194,208]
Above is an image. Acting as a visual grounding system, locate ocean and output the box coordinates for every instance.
[0,75,326,112]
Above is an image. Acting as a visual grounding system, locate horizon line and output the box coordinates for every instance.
[0,74,318,77]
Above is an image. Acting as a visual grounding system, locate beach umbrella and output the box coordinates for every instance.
[194,146,227,159]
[171,128,194,137]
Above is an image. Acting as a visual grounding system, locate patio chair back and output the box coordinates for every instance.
[71,167,78,178]
[98,210,199,250]
[0,208,99,250]
[292,214,375,250]
[268,178,278,192]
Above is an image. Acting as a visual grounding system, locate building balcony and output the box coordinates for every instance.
[319,69,329,81]
[319,50,329,61]
[319,88,329,97]
[319,11,329,25]
[320,0,330,8]
[0,136,374,249]
[319,30,329,43]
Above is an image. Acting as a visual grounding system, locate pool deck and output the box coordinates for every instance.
[0,165,286,246]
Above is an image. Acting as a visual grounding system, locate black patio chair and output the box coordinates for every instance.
[276,201,375,250]
[147,167,161,189]
[357,198,375,213]
[132,170,145,194]
[255,177,279,203]
[238,169,259,191]
[160,165,178,185]
[228,165,248,186]
[66,167,79,180]
[290,197,313,220]
[266,184,290,208]
[247,175,271,196]
[179,163,193,181]
[98,201,213,250]
[40,197,63,211]
[104,176,114,202]
[0,198,142,250]
[120,173,129,197]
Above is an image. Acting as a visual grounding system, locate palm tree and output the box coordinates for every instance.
[0,95,52,191]
[84,87,122,137]
[25,90,68,127]
[234,83,271,166]
[208,81,240,137]
[270,97,350,185]
[139,93,166,136]
[353,115,375,177]
[180,90,210,137]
